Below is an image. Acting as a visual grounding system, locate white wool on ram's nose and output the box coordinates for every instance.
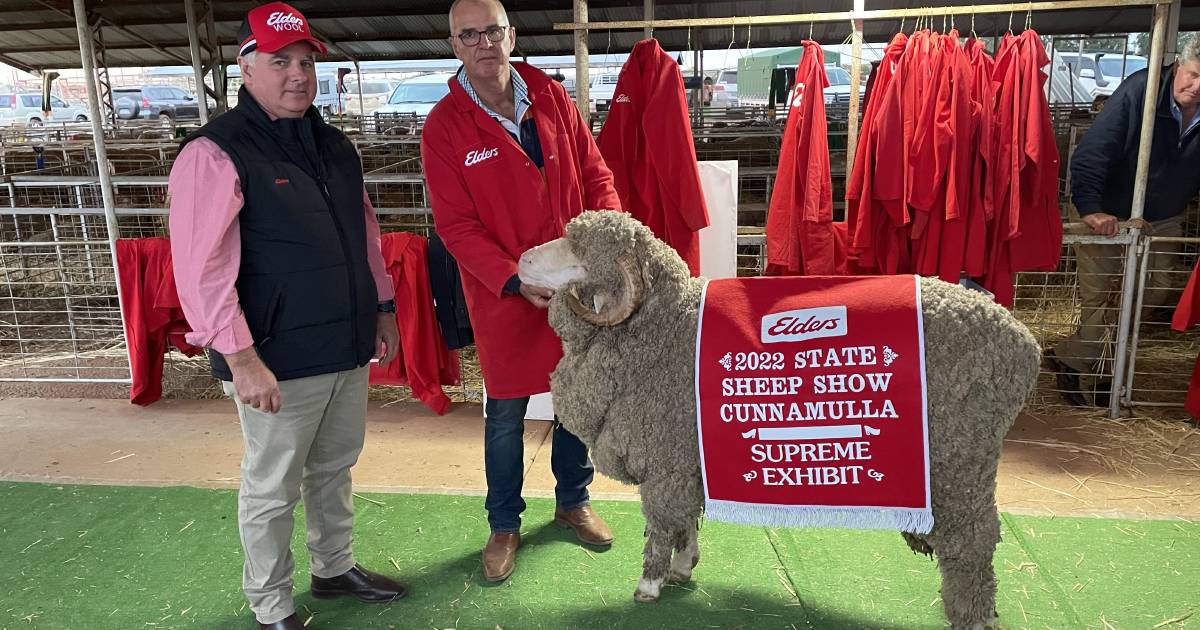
[518,238,587,290]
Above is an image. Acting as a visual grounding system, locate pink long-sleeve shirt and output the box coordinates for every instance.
[168,137,395,356]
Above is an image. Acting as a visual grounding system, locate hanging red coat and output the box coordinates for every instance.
[597,38,710,276]
[1008,29,1064,274]
[368,232,460,415]
[981,31,1062,305]
[1172,259,1200,419]
[116,237,203,406]
[846,33,908,275]
[766,40,840,276]
[981,34,1021,304]
[422,63,622,399]
[964,38,996,278]
[909,31,978,284]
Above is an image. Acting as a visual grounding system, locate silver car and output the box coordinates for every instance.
[0,92,89,127]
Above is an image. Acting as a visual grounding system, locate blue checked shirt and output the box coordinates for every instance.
[457,66,533,141]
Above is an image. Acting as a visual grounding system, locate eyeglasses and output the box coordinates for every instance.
[456,25,508,46]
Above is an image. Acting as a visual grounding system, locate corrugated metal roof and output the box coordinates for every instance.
[0,0,1197,72]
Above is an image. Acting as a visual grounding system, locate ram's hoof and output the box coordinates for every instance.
[667,569,692,584]
[634,576,663,602]
[634,590,660,603]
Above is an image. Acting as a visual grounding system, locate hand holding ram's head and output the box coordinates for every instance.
[518,211,697,343]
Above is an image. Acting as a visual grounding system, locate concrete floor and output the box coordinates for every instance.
[0,398,1197,520]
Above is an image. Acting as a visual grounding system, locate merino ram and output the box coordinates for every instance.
[517,211,1041,630]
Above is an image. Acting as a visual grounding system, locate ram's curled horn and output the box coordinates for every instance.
[565,253,645,326]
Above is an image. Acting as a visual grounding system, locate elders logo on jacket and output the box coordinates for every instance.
[760,306,847,343]
[464,147,499,167]
[266,11,305,31]
[615,94,631,104]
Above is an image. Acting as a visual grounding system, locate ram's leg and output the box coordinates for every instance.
[931,508,1001,630]
[635,524,673,602]
[636,480,698,602]
[668,524,700,583]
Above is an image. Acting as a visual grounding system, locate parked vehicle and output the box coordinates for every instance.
[341,79,400,114]
[1055,51,1148,103]
[373,73,453,117]
[590,73,621,111]
[310,72,344,115]
[0,92,88,127]
[821,65,863,105]
[711,68,738,107]
[738,46,842,106]
[113,85,201,124]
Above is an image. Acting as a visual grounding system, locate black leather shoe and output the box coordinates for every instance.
[1044,350,1087,407]
[258,614,304,629]
[311,564,408,603]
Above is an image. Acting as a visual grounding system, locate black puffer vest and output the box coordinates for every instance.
[181,87,377,381]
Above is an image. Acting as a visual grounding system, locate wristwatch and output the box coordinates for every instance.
[377,299,397,313]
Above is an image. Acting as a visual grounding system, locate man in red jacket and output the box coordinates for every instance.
[421,0,620,583]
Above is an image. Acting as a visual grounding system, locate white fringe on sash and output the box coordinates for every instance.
[704,500,934,534]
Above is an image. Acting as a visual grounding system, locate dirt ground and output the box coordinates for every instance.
[0,397,1196,520]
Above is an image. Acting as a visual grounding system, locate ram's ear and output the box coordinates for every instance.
[593,293,608,314]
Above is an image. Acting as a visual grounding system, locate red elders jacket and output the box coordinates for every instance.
[422,63,622,398]
[982,31,1062,305]
[1173,259,1200,418]
[368,232,460,415]
[965,38,996,279]
[597,38,710,276]
[860,32,916,275]
[116,237,202,405]
[766,40,841,276]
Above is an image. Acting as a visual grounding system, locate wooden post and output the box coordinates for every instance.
[574,0,591,125]
[644,0,655,40]
[846,0,865,188]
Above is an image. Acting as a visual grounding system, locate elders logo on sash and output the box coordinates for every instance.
[267,12,305,32]
[760,306,847,344]
[464,147,499,167]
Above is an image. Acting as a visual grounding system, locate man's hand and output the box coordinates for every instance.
[226,347,282,414]
[1082,212,1120,238]
[375,312,400,368]
[520,283,554,309]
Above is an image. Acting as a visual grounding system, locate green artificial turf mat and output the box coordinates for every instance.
[0,483,1195,630]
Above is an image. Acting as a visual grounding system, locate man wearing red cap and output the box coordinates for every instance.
[422,0,621,583]
[168,3,406,628]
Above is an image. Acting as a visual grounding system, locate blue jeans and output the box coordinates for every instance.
[484,396,594,533]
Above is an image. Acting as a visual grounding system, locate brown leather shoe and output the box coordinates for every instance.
[258,613,304,629]
[554,505,614,546]
[482,532,520,582]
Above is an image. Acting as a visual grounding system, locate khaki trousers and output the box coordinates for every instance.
[1056,213,1185,375]
[223,365,369,624]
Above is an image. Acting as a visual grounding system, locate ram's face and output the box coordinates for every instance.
[518,238,587,290]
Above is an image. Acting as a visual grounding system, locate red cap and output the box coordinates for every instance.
[238,2,327,56]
